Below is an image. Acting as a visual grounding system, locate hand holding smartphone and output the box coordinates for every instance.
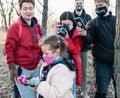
[74,17,86,30]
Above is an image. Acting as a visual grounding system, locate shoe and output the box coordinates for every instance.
[81,92,90,98]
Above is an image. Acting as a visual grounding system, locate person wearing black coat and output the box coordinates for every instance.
[78,0,117,98]
[73,0,91,98]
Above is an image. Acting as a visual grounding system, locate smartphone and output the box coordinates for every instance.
[74,17,86,30]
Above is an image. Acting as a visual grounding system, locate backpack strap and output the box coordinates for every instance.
[17,22,44,41]
[36,24,44,37]
[48,59,76,72]
[38,58,75,98]
[40,59,75,81]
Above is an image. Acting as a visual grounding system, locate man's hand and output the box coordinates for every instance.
[9,69,18,83]
[8,64,18,83]
[77,26,87,36]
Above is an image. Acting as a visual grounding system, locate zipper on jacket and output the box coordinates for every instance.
[29,26,35,69]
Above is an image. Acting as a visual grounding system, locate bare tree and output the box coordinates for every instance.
[0,0,18,31]
[8,0,14,26]
[114,0,120,97]
[0,0,8,31]
[0,0,52,32]
[37,0,48,30]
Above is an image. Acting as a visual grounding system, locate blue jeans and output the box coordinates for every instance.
[72,73,76,98]
[15,65,40,98]
[13,84,20,98]
[68,59,76,98]
[95,61,116,95]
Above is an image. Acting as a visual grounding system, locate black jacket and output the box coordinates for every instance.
[84,12,116,63]
[74,9,92,51]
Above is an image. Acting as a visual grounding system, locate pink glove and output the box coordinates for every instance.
[17,75,28,85]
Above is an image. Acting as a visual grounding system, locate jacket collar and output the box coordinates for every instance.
[74,9,86,18]
[18,16,38,27]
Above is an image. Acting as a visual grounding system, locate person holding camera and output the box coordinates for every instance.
[78,0,116,98]
[56,11,83,98]
[73,0,91,98]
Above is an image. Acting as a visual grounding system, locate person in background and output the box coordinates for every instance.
[73,0,91,98]
[56,11,83,98]
[4,0,43,98]
[17,35,76,98]
[78,0,116,98]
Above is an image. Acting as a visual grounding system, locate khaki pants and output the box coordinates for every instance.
[80,51,88,92]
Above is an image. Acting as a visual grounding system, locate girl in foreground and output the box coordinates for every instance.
[18,35,76,98]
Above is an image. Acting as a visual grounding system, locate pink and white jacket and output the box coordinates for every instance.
[36,63,75,98]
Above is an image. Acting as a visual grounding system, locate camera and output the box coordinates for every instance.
[57,24,69,37]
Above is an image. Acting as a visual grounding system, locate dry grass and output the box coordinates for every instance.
[0,29,14,98]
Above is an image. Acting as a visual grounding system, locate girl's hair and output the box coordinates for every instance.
[18,0,35,9]
[60,11,77,28]
[40,35,68,59]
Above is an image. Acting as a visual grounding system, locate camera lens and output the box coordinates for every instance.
[57,24,68,37]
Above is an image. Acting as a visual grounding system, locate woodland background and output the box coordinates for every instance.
[0,0,119,98]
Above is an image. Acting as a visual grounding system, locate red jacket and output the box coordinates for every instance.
[65,28,83,86]
[5,16,43,70]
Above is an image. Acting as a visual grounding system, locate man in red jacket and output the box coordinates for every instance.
[4,0,43,98]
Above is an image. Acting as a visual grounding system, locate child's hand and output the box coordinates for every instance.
[17,76,40,87]
[27,77,40,86]
[17,75,28,85]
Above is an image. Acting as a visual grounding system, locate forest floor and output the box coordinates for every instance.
[0,31,115,98]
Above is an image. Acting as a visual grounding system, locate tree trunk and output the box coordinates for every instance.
[8,0,14,26]
[0,0,8,31]
[114,0,120,97]
[42,0,48,30]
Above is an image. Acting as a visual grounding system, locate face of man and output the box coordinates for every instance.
[95,1,109,17]
[75,0,84,11]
